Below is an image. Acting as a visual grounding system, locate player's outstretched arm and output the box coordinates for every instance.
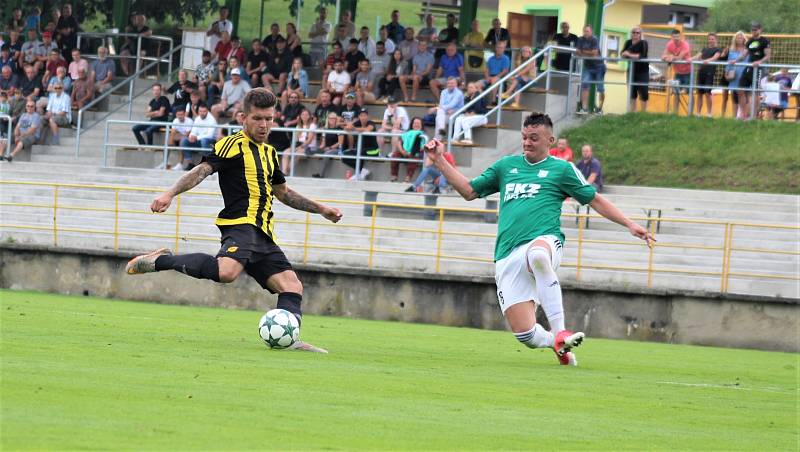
[590,194,656,247]
[273,183,343,223]
[150,162,214,213]
[426,139,478,201]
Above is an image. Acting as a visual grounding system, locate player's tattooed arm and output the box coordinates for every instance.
[150,163,213,213]
[274,184,342,223]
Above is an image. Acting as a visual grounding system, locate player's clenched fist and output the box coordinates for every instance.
[425,138,445,157]
[322,206,343,223]
[151,192,173,213]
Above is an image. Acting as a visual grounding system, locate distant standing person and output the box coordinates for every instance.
[207,6,234,53]
[691,33,721,117]
[576,25,605,115]
[734,22,771,120]
[621,27,649,112]
[308,8,332,66]
[661,29,692,115]
[552,22,578,72]
[576,144,603,192]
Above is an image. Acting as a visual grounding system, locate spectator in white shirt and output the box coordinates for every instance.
[43,82,71,145]
[169,108,193,146]
[308,7,331,66]
[325,60,351,105]
[177,104,217,170]
[67,48,88,80]
[207,6,234,53]
[357,26,377,60]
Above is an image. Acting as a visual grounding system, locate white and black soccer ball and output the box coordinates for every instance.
[258,309,300,349]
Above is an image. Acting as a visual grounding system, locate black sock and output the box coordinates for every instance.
[154,253,220,282]
[277,292,302,325]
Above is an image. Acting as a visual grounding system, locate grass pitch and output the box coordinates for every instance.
[1,290,797,450]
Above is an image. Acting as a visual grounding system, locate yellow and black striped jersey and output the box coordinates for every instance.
[203,131,286,239]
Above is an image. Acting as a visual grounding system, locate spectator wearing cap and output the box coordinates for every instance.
[43,80,71,145]
[91,46,116,94]
[132,83,169,147]
[36,32,59,73]
[354,59,377,105]
[342,107,379,180]
[576,144,603,192]
[402,40,434,102]
[262,23,285,55]
[70,67,94,109]
[207,6,234,54]
[339,91,361,149]
[429,42,465,100]
[548,137,573,162]
[263,37,292,93]
[345,38,366,75]
[324,60,351,105]
[308,7,332,66]
[430,77,463,141]
[212,67,250,118]
[246,39,269,87]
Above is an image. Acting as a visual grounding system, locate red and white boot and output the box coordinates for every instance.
[553,330,585,366]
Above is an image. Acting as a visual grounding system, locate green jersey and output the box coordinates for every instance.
[470,155,596,261]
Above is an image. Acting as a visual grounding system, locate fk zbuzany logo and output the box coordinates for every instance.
[504,183,541,202]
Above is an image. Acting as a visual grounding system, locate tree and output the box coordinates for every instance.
[703,0,800,33]
[286,0,338,19]
[78,0,221,29]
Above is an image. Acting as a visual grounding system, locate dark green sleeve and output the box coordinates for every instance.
[561,163,596,205]
[469,161,500,198]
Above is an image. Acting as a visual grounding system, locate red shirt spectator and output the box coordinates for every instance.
[548,138,573,162]
[215,39,233,62]
[664,33,691,75]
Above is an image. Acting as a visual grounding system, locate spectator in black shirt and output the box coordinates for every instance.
[621,27,649,112]
[167,70,197,114]
[261,23,284,55]
[338,92,361,149]
[132,83,170,145]
[186,91,203,119]
[736,22,770,119]
[55,4,80,62]
[691,33,721,117]
[435,13,459,59]
[345,38,366,75]
[313,90,340,126]
[314,112,346,178]
[484,18,510,49]
[552,22,578,71]
[263,37,292,93]
[20,65,42,101]
[281,94,304,128]
[221,110,245,137]
[246,39,269,87]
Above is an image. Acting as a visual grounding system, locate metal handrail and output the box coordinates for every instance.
[0,113,12,158]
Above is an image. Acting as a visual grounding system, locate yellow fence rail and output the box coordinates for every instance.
[1,180,798,294]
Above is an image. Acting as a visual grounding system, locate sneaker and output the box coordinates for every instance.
[404,185,415,192]
[593,107,603,115]
[125,248,173,275]
[171,162,185,171]
[554,329,585,361]
[555,351,578,366]
[287,340,328,353]
[432,186,441,194]
[576,108,588,115]
[154,161,166,170]
[5,155,12,162]
[312,173,322,178]
[357,168,371,180]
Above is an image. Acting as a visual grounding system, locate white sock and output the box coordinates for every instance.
[514,324,554,349]
[527,246,566,333]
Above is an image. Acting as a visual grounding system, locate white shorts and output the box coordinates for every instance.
[494,235,563,314]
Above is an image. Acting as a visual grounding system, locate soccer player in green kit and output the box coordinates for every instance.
[426,112,655,365]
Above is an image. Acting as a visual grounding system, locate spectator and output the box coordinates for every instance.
[773,67,792,120]
[282,108,317,174]
[691,32,721,117]
[417,15,438,43]
[324,60,351,105]
[313,112,346,178]
[548,138,573,162]
[37,66,70,113]
[281,58,309,109]
[119,13,152,75]
[91,46,116,95]
[132,83,170,147]
[436,13,459,59]
[186,91,203,119]
[577,25,605,115]
[378,96,410,150]
[67,49,88,81]
[369,41,391,84]
[338,10,356,39]
[379,26,396,54]
[345,38,367,75]
[358,26,377,60]
[206,6,234,54]
[262,23,285,55]
[176,104,217,170]
[212,68,250,118]
[207,59,228,103]
[70,67,93,109]
[342,108,379,180]
[405,146,455,193]
[759,73,782,120]
[552,22,578,72]
[386,10,406,44]
[1,100,40,162]
[792,71,800,122]
[333,24,351,55]
[390,116,427,182]
[7,88,26,122]
[19,65,42,101]
[484,18,510,48]
[8,8,24,34]
[661,29,692,114]
[42,49,66,87]
[45,7,60,35]
[451,82,488,145]
[167,108,193,149]
[339,92,361,150]
[722,31,747,119]
[6,31,22,66]
[398,28,419,64]
[0,66,19,98]
[463,20,485,71]
[213,31,234,63]
[193,51,216,100]
[286,23,303,59]
[621,27,650,113]
[308,8,332,66]
[313,90,340,125]
[263,38,292,93]
[402,41,434,102]
[21,29,43,73]
[322,42,346,83]
[0,46,17,74]
[430,42,465,100]
[501,46,536,107]
[379,49,407,101]
[354,59,377,105]
[430,77,463,140]
[281,92,304,127]
[55,4,79,61]
[736,22,771,120]
[24,6,42,35]
[227,36,246,66]
[166,70,196,114]
[576,144,603,191]
[221,109,244,137]
[480,42,511,101]
[36,32,59,75]
[43,81,71,144]
[0,92,9,135]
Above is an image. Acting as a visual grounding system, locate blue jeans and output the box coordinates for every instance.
[412,166,448,189]
[132,123,161,145]
[581,65,606,92]
[179,137,215,161]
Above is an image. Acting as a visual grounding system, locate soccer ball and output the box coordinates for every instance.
[258,309,299,349]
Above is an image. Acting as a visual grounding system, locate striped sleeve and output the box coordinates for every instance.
[561,162,596,205]
[213,132,243,158]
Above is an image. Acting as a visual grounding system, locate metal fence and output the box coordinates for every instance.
[0,180,797,295]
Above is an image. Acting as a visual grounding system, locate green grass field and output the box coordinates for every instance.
[2,290,797,450]
[561,113,800,194]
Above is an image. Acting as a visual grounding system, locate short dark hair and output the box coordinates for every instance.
[243,88,277,114]
[523,112,553,130]
[202,50,211,57]
[349,38,359,44]
[672,28,681,35]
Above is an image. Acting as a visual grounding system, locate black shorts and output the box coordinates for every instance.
[630,72,649,101]
[216,224,293,292]
[697,70,715,94]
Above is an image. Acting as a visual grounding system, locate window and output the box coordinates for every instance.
[668,12,697,29]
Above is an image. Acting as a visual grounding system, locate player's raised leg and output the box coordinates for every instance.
[265,269,328,353]
[126,251,245,283]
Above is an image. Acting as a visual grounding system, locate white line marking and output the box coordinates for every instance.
[657,381,795,394]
